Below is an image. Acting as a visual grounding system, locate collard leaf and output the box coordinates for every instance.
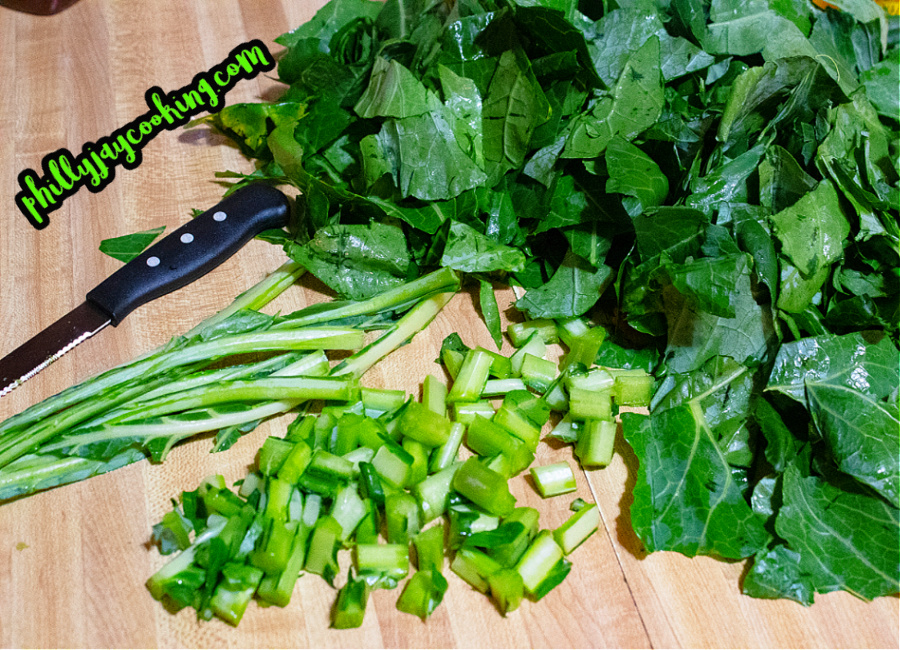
[517,251,612,318]
[775,465,900,601]
[806,381,900,507]
[666,253,747,319]
[769,180,850,280]
[286,221,411,301]
[767,332,900,506]
[651,355,756,467]
[482,47,551,184]
[275,0,383,48]
[686,144,766,216]
[582,7,663,87]
[605,136,669,216]
[743,544,816,606]
[99,226,165,263]
[663,253,774,373]
[622,406,771,559]
[632,206,707,263]
[354,56,430,118]
[563,36,664,159]
[860,49,900,119]
[379,92,489,201]
[440,220,526,273]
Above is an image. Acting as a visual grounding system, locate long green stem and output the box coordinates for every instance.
[333,292,455,379]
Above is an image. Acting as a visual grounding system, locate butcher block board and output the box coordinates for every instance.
[0,0,896,647]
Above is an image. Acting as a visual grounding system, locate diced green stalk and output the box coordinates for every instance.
[332,292,455,379]
[305,516,341,582]
[359,462,386,506]
[279,266,459,330]
[451,457,516,517]
[488,568,525,615]
[451,401,495,425]
[529,462,577,498]
[542,380,568,413]
[548,414,582,444]
[331,483,368,540]
[565,368,614,393]
[331,571,369,629]
[354,500,380,544]
[251,519,298,574]
[448,503,499,549]
[278,438,313,484]
[575,419,617,468]
[306,448,355,482]
[402,438,429,485]
[558,323,606,368]
[361,387,407,415]
[342,446,375,475]
[555,316,591,342]
[422,375,447,416]
[491,507,540,567]
[507,319,558,347]
[441,349,465,380]
[259,438,294,477]
[553,503,600,554]
[210,562,265,626]
[570,497,587,512]
[466,416,533,474]
[567,387,612,421]
[428,422,465,473]
[286,414,315,443]
[612,372,654,406]
[354,543,410,584]
[338,413,386,451]
[396,569,448,620]
[256,521,314,607]
[385,490,421,545]
[492,406,540,450]
[480,348,513,379]
[450,547,501,593]
[413,461,462,522]
[399,401,453,447]
[146,514,229,600]
[509,333,546,376]
[413,524,445,572]
[531,557,572,601]
[446,348,493,403]
[481,378,528,397]
[515,530,564,596]
[264,477,294,522]
[371,439,413,488]
[520,354,558,393]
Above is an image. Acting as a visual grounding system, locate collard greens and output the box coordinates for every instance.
[202,0,899,604]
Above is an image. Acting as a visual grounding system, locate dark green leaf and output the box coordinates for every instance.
[99,226,165,264]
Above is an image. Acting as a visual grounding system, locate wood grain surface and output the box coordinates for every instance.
[0,1,896,647]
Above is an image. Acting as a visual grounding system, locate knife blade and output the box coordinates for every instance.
[0,183,290,398]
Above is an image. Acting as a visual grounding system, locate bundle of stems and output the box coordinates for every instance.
[0,263,459,501]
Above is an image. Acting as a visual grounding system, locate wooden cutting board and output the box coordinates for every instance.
[0,1,896,647]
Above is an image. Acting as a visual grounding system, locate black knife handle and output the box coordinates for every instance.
[86,183,290,325]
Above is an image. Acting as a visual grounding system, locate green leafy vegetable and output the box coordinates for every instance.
[99,226,165,263]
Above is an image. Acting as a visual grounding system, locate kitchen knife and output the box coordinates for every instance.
[0,183,290,398]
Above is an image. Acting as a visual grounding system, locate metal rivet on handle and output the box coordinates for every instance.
[180,233,194,244]
[147,256,160,267]
[213,211,227,222]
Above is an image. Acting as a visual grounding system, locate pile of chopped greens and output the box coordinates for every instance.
[200,0,899,605]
